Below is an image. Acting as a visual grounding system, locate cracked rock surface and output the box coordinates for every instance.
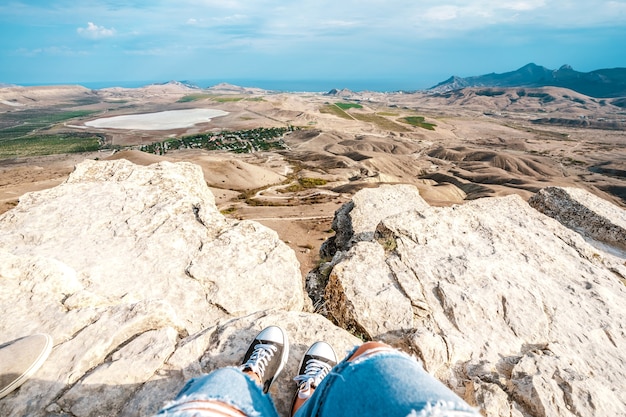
[529,186,626,251]
[319,185,626,417]
[0,159,360,417]
[2,161,626,417]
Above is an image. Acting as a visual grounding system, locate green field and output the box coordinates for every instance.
[0,109,100,158]
[0,133,101,158]
[401,116,437,130]
[334,102,363,110]
[176,94,213,103]
[319,104,411,131]
[319,104,353,120]
[0,110,96,139]
[352,113,409,132]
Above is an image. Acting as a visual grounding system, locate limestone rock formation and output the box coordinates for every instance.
[3,159,626,417]
[321,183,430,255]
[0,159,359,417]
[529,186,626,251]
[319,185,626,417]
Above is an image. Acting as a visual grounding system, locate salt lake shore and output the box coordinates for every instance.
[85,109,229,130]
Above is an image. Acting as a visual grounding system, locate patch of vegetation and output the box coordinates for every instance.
[0,133,102,158]
[220,207,237,215]
[334,102,363,110]
[279,177,328,193]
[351,113,409,132]
[140,126,296,155]
[319,104,353,120]
[300,177,327,187]
[476,89,506,97]
[376,235,397,252]
[72,96,103,106]
[401,116,437,131]
[241,198,285,207]
[213,97,244,102]
[245,97,266,102]
[527,92,556,103]
[0,109,96,140]
[177,94,213,103]
[0,109,103,157]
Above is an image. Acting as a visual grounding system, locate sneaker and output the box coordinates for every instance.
[291,341,337,415]
[240,326,289,394]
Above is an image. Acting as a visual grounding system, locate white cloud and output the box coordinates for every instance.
[77,22,116,39]
[424,5,460,21]
[505,1,546,11]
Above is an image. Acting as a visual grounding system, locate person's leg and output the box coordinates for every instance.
[295,342,480,417]
[290,341,337,416]
[156,367,278,417]
[156,326,288,417]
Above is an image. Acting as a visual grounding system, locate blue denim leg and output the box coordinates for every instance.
[295,348,480,417]
[156,367,279,417]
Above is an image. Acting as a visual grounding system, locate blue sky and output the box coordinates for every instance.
[1,0,625,90]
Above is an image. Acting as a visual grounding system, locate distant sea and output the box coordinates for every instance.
[20,78,430,93]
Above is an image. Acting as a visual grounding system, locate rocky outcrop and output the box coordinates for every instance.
[0,159,359,417]
[321,184,430,256]
[3,160,626,417]
[529,186,626,251]
[316,185,626,417]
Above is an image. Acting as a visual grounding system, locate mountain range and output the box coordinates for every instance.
[429,63,626,98]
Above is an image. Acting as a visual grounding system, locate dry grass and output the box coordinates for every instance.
[319,104,354,120]
[351,113,410,132]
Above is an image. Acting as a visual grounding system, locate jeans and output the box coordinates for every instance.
[156,347,480,417]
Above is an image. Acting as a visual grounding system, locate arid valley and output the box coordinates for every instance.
[1,81,625,275]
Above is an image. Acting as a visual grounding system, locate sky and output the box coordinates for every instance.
[0,0,625,90]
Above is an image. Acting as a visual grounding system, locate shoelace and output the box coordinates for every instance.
[293,358,333,398]
[242,343,277,378]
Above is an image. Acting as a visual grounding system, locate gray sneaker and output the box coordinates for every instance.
[240,326,289,393]
[292,342,337,404]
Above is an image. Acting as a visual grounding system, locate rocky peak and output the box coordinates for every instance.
[324,88,354,96]
[429,63,626,97]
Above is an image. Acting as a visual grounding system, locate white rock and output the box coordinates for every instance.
[325,241,414,339]
[0,159,305,417]
[529,186,626,251]
[323,186,626,417]
[325,183,430,254]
